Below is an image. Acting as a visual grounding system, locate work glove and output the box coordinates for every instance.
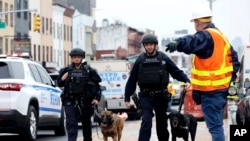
[165,41,178,53]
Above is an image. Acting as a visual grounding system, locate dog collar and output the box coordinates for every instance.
[180,126,188,130]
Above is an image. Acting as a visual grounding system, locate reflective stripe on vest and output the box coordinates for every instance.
[191,28,233,91]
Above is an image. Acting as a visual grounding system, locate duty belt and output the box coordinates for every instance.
[141,89,164,97]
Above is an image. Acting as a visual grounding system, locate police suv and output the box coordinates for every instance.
[0,54,65,141]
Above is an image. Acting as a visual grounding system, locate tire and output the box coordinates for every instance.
[54,107,66,136]
[19,105,38,141]
[236,108,244,125]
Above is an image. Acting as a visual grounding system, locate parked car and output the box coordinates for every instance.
[0,55,65,141]
[236,81,250,125]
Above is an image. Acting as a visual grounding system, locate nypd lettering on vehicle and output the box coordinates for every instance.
[23,84,62,113]
[99,72,128,98]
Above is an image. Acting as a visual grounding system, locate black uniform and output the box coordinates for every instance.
[125,51,190,141]
[58,62,101,141]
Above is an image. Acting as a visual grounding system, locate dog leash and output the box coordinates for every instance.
[178,88,186,113]
[93,105,103,140]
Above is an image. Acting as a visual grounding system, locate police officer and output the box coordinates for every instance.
[58,48,101,141]
[124,34,191,141]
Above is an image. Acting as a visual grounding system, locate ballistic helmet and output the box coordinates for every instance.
[141,34,158,44]
[69,48,85,57]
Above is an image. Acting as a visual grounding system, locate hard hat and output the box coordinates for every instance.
[190,4,213,22]
[69,48,85,57]
[141,34,158,44]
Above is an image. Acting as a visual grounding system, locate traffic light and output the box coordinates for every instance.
[33,15,40,32]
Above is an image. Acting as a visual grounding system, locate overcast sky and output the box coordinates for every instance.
[95,0,250,47]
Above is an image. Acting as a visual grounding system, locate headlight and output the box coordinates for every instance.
[228,86,237,95]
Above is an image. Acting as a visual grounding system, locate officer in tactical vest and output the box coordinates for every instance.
[124,34,191,141]
[58,48,101,141]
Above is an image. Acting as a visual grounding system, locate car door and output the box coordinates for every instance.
[35,64,62,118]
[28,64,49,118]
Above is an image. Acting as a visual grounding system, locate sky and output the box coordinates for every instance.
[95,0,250,48]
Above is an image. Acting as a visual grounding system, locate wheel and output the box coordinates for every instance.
[19,105,38,141]
[54,107,66,136]
[236,108,244,125]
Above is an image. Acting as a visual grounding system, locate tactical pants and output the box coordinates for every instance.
[138,95,169,141]
[64,99,94,141]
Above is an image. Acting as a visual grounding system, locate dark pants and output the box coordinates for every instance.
[138,95,169,141]
[64,99,94,141]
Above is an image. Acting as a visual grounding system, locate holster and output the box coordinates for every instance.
[74,98,84,121]
[132,93,140,108]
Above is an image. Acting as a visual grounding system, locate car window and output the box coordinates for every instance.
[0,62,10,78]
[10,62,25,79]
[36,65,52,86]
[28,64,43,83]
[0,61,24,79]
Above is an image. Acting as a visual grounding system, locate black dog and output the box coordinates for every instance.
[167,110,197,141]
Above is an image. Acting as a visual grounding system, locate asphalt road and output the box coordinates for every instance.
[0,105,230,141]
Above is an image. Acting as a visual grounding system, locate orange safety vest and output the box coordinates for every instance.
[191,28,233,91]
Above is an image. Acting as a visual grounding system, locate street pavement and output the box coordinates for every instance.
[77,116,229,141]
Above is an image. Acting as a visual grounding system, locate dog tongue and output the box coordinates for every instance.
[101,123,108,127]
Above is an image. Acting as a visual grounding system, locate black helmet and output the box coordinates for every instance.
[69,48,85,57]
[141,34,158,44]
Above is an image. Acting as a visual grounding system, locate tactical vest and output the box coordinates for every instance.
[138,52,169,89]
[66,66,89,95]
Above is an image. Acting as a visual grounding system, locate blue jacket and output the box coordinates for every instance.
[175,23,240,98]
[124,51,190,102]
[176,23,240,82]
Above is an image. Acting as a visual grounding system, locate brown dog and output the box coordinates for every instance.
[100,111,127,141]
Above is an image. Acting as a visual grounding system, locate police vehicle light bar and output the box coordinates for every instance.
[3,52,32,59]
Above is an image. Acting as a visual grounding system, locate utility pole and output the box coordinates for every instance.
[207,0,216,10]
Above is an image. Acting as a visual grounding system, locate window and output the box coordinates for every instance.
[5,3,8,25]
[70,26,72,41]
[0,62,10,78]
[5,38,8,54]
[28,64,42,83]
[50,18,52,35]
[24,0,28,20]
[33,44,36,61]
[57,23,59,39]
[10,62,24,79]
[17,0,21,18]
[46,46,49,61]
[38,45,40,61]
[0,37,2,54]
[29,12,31,30]
[10,39,13,53]
[42,17,44,34]
[67,25,69,41]
[53,22,55,38]
[10,5,14,26]
[50,46,52,62]
[64,24,66,40]
[46,18,48,32]
[0,1,2,13]
[36,65,52,85]
[0,62,24,79]
[42,45,45,61]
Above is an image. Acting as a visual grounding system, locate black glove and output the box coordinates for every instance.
[165,41,178,53]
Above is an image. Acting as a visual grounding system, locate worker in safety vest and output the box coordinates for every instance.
[165,4,240,141]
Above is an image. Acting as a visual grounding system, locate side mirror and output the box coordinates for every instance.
[244,81,250,88]
[100,86,106,91]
